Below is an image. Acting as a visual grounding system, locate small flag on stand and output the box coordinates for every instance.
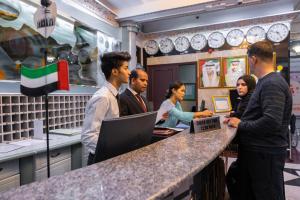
[20,60,69,97]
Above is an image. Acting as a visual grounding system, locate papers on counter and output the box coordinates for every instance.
[10,139,46,147]
[0,143,23,153]
[50,128,81,136]
[175,123,190,130]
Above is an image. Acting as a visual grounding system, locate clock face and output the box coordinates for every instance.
[159,38,174,54]
[226,29,244,47]
[208,32,225,48]
[246,26,266,44]
[191,34,207,50]
[267,23,289,43]
[144,40,159,55]
[174,36,190,52]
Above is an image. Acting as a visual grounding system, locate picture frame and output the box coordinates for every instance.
[222,56,248,87]
[198,58,221,88]
[212,95,232,113]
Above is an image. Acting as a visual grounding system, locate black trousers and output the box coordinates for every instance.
[87,153,95,165]
[226,148,286,200]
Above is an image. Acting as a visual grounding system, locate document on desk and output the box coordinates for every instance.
[155,102,175,123]
[10,139,46,147]
[50,128,81,136]
[0,144,24,153]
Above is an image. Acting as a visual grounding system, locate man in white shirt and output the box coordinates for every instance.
[81,51,131,165]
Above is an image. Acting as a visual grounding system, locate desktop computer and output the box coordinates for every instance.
[93,112,157,163]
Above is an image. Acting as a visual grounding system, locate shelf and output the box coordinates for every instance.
[0,94,91,143]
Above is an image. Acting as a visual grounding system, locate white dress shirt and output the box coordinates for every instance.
[81,81,119,154]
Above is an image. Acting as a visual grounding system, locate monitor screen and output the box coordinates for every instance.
[93,112,157,163]
[229,89,239,112]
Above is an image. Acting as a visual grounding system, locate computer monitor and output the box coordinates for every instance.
[229,89,239,112]
[93,112,157,164]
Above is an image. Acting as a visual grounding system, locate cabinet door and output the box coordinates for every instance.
[35,147,71,170]
[0,160,19,180]
[35,158,71,182]
[148,64,179,110]
[0,174,20,193]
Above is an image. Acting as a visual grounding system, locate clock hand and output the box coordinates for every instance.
[276,31,281,37]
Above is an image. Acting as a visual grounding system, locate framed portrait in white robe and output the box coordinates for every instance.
[223,56,248,87]
[198,58,221,88]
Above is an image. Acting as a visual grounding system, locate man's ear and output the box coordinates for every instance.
[111,68,118,76]
[131,78,137,84]
[252,56,258,65]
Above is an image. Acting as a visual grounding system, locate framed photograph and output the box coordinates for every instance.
[212,95,232,113]
[198,58,221,88]
[223,56,247,87]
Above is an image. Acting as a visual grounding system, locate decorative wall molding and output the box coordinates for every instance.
[147,49,247,66]
[72,0,119,27]
[139,12,297,42]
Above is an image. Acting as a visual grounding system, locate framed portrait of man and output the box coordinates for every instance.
[223,56,247,87]
[198,58,221,88]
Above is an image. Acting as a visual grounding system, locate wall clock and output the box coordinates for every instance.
[191,34,207,50]
[208,31,225,48]
[174,36,190,52]
[159,38,174,54]
[226,29,244,47]
[267,23,289,43]
[246,26,266,44]
[144,40,159,55]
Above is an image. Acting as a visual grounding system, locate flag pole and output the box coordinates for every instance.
[45,93,50,178]
[41,0,51,178]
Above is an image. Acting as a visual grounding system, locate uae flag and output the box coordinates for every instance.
[20,60,69,97]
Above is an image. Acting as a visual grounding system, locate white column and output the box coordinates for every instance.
[121,21,139,70]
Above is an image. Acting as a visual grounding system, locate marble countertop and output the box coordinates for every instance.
[0,125,236,200]
[0,134,81,163]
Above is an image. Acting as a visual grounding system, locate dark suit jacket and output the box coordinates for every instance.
[119,88,151,116]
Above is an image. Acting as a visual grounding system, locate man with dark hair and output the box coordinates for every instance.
[225,40,292,200]
[119,68,150,116]
[81,51,131,165]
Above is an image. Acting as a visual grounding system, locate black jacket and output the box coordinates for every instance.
[238,72,292,149]
[119,88,151,116]
[230,92,253,119]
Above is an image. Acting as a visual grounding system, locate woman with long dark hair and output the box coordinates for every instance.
[157,81,213,128]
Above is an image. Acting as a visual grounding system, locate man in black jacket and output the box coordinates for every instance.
[226,41,292,200]
[119,69,151,116]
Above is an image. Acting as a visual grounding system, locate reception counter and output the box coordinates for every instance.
[0,125,236,200]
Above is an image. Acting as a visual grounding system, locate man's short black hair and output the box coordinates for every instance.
[247,40,274,61]
[129,68,145,84]
[101,51,131,80]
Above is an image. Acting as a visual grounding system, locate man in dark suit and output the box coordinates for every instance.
[119,69,151,116]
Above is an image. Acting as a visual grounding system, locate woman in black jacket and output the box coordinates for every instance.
[230,75,256,118]
[226,75,256,200]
